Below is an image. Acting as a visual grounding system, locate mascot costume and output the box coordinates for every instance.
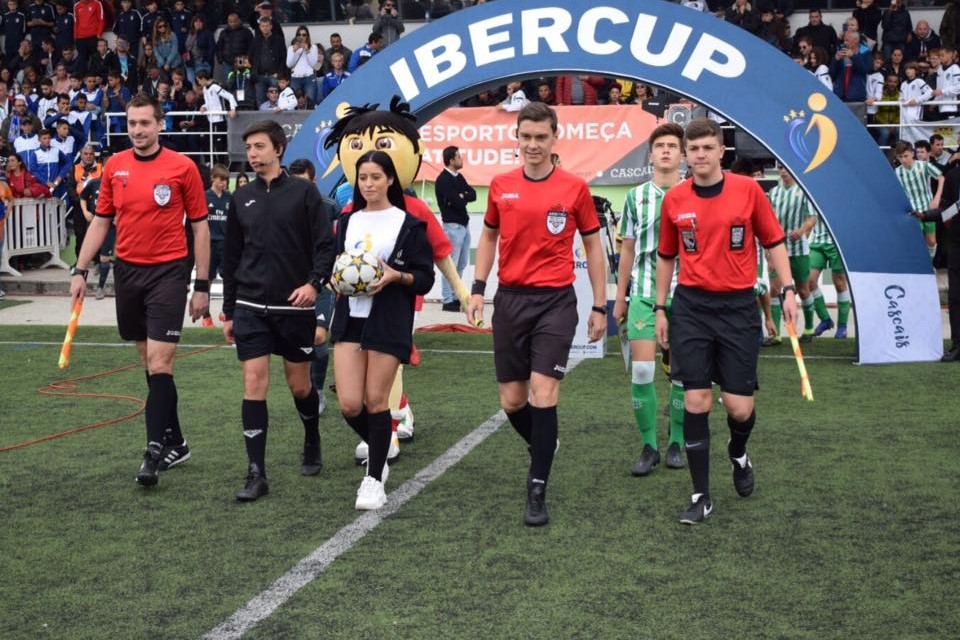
[323,96,472,463]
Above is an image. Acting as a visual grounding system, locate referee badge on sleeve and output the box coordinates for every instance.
[546,208,567,235]
[729,224,745,250]
[153,184,171,207]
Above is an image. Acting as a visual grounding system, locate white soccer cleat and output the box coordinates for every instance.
[355,476,387,510]
[354,435,399,465]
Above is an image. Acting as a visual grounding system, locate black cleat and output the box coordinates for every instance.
[158,441,191,471]
[679,494,714,525]
[665,442,686,469]
[441,300,461,312]
[631,445,661,476]
[798,333,813,344]
[136,442,163,486]
[941,344,960,362]
[524,480,549,526]
[301,439,323,476]
[236,463,269,502]
[731,452,755,497]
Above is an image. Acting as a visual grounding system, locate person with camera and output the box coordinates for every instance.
[373,0,404,47]
[830,29,873,102]
[287,25,318,103]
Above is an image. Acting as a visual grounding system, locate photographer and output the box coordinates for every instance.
[830,29,873,102]
[373,0,404,47]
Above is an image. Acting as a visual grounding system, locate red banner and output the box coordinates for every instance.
[416,106,660,186]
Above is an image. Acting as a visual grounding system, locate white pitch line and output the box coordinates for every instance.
[0,341,855,360]
[202,356,582,640]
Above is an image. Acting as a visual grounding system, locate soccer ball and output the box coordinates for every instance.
[332,249,383,296]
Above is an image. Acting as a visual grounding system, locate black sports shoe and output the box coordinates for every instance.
[524,480,549,526]
[730,452,755,497]
[136,442,163,486]
[665,442,686,469]
[236,463,269,502]
[631,445,660,476]
[679,494,713,525]
[301,439,323,476]
[441,300,461,312]
[941,344,960,362]
[158,441,191,471]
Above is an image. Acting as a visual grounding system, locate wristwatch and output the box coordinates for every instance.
[591,305,607,315]
[781,284,797,296]
[653,304,668,313]
[70,266,89,279]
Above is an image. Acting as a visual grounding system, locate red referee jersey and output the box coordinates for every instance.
[484,167,600,288]
[658,173,785,292]
[342,193,452,261]
[96,147,208,265]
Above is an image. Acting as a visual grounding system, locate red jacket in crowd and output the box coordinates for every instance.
[7,169,51,199]
[554,75,607,106]
[75,0,106,40]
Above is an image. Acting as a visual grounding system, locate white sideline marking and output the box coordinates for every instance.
[202,357,582,639]
[0,341,854,360]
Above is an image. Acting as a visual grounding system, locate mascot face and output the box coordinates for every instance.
[324,97,424,190]
[339,126,422,188]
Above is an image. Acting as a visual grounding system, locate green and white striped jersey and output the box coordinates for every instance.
[767,182,815,257]
[895,160,942,212]
[809,214,835,246]
[619,181,671,299]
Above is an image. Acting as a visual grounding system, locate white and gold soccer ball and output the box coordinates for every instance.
[332,249,383,296]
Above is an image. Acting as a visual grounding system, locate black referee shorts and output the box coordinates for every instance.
[232,306,316,363]
[670,285,760,396]
[114,258,188,343]
[492,285,578,383]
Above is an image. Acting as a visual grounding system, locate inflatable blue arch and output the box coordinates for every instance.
[285,0,942,364]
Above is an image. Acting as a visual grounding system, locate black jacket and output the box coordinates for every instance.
[435,169,476,225]
[249,31,286,77]
[217,24,253,65]
[222,172,335,319]
[329,209,435,363]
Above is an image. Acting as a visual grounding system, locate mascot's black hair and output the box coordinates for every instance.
[324,95,421,154]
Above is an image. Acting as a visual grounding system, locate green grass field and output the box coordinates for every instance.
[1,326,958,639]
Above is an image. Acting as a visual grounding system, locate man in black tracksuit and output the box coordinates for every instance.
[222,120,336,501]
[916,164,960,361]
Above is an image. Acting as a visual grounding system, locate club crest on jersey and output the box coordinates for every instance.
[546,209,567,235]
[154,184,171,206]
[681,228,698,253]
[729,224,745,250]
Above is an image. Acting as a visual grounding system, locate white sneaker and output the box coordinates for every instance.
[354,433,400,465]
[395,402,415,441]
[355,476,387,510]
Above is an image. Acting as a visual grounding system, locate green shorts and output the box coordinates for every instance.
[809,243,842,272]
[920,220,937,234]
[626,296,669,341]
[770,255,810,285]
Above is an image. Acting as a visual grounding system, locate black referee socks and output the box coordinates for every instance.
[294,387,320,446]
[529,405,559,484]
[683,410,711,497]
[727,411,756,459]
[145,371,184,446]
[366,410,392,482]
[343,406,369,442]
[145,373,177,446]
[506,403,533,445]
[242,399,268,476]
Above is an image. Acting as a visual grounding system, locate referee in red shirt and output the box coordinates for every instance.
[468,103,608,527]
[69,94,210,488]
[655,118,797,524]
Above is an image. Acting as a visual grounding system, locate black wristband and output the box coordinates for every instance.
[193,279,210,293]
[471,280,486,296]
[71,266,89,280]
[591,305,607,315]
[781,284,796,296]
[653,304,668,313]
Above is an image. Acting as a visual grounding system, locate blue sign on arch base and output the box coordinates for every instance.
[285,0,942,365]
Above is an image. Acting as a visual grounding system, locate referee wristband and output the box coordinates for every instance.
[471,280,486,296]
[193,279,210,293]
[781,284,796,296]
[591,305,607,315]
[653,304,668,313]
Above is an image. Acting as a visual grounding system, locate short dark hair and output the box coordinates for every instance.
[196,69,212,81]
[683,118,723,145]
[242,119,287,159]
[915,140,932,152]
[894,141,914,155]
[517,102,558,133]
[442,145,459,166]
[126,93,164,121]
[368,31,383,44]
[649,122,684,147]
[288,158,316,180]
[931,133,945,144]
[39,128,53,137]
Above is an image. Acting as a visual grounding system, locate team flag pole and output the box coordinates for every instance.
[784,320,814,401]
[59,300,83,370]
